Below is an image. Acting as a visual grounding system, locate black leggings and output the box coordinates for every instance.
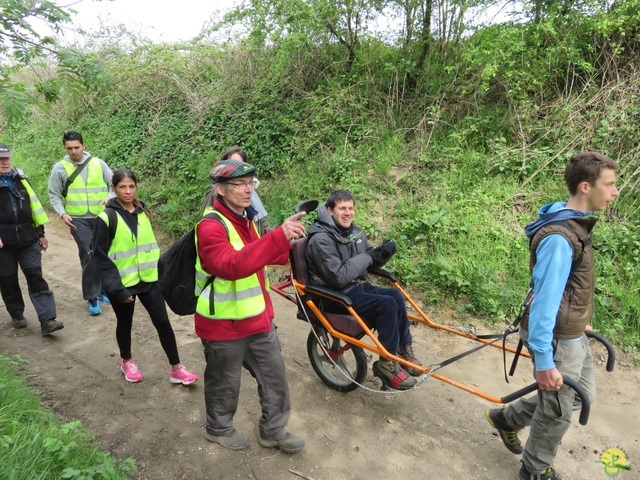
[111,282,180,365]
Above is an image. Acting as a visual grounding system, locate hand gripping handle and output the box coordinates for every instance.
[500,376,591,425]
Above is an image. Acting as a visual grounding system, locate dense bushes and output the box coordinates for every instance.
[1,6,638,352]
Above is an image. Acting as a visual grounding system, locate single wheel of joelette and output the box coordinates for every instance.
[307,325,367,392]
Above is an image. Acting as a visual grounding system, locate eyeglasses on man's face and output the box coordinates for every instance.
[225,178,259,190]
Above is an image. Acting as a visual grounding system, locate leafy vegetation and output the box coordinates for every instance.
[1,0,638,350]
[0,355,136,479]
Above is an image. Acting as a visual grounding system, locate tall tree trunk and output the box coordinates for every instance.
[408,0,433,88]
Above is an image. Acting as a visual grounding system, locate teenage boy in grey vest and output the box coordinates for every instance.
[486,152,619,480]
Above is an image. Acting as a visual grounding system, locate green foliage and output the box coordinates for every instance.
[0,1,109,121]
[0,355,136,479]
[0,0,70,61]
[1,0,639,352]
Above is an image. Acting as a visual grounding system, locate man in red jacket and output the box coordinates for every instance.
[195,159,306,453]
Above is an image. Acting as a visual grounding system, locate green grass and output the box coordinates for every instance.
[0,355,136,480]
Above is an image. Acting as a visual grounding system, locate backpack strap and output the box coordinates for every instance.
[62,156,92,198]
[104,207,118,244]
[199,210,229,315]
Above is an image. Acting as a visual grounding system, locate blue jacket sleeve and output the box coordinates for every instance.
[527,234,573,371]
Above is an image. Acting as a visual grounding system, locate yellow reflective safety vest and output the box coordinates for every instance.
[194,208,266,320]
[98,209,160,287]
[19,178,49,227]
[62,157,109,216]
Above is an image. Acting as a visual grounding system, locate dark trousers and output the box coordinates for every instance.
[326,283,412,354]
[202,326,291,440]
[109,283,180,365]
[70,217,102,300]
[0,241,57,324]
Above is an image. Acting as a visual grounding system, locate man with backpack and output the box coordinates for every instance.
[195,159,307,453]
[48,131,112,315]
[486,152,619,480]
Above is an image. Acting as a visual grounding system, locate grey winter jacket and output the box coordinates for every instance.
[305,204,373,292]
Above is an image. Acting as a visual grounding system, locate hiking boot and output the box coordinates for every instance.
[204,429,249,450]
[398,342,424,377]
[88,298,101,315]
[41,319,64,336]
[259,432,305,454]
[170,364,199,385]
[11,314,27,329]
[372,359,417,390]
[518,464,562,480]
[486,409,523,454]
[120,359,143,383]
[99,293,111,305]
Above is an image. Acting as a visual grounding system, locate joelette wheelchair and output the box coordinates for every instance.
[271,200,615,426]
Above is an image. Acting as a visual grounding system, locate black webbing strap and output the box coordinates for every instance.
[504,286,534,382]
[201,211,226,316]
[435,297,529,370]
[435,332,507,370]
[62,156,92,198]
[508,339,524,378]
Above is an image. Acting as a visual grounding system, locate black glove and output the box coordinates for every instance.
[378,239,397,260]
[364,248,386,268]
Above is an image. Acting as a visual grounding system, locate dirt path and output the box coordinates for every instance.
[1,220,639,480]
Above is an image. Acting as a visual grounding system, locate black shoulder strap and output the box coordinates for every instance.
[104,207,118,243]
[199,210,229,316]
[62,156,92,198]
[202,211,228,236]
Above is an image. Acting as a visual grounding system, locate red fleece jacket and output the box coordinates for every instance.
[194,197,290,341]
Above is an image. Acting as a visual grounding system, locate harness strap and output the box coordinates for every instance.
[503,286,533,382]
[435,332,506,369]
[507,339,524,379]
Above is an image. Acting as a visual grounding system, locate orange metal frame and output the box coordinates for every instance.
[271,276,531,404]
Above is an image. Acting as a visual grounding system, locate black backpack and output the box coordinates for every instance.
[158,212,225,316]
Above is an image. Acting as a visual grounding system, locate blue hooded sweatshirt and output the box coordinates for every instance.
[524,201,593,371]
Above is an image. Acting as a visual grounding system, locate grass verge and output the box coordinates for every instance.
[0,354,136,480]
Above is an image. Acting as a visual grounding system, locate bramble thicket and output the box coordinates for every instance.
[1,0,639,352]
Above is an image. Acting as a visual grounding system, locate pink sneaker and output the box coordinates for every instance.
[170,364,198,385]
[120,359,143,383]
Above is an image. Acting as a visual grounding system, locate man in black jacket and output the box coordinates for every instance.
[0,144,63,335]
[305,189,422,390]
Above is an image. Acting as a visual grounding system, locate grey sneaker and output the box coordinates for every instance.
[398,342,423,377]
[518,464,561,480]
[486,409,523,454]
[12,314,27,329]
[41,319,64,336]
[204,429,249,450]
[259,432,305,454]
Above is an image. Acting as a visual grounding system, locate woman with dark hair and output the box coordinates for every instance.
[202,146,272,236]
[92,168,198,384]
